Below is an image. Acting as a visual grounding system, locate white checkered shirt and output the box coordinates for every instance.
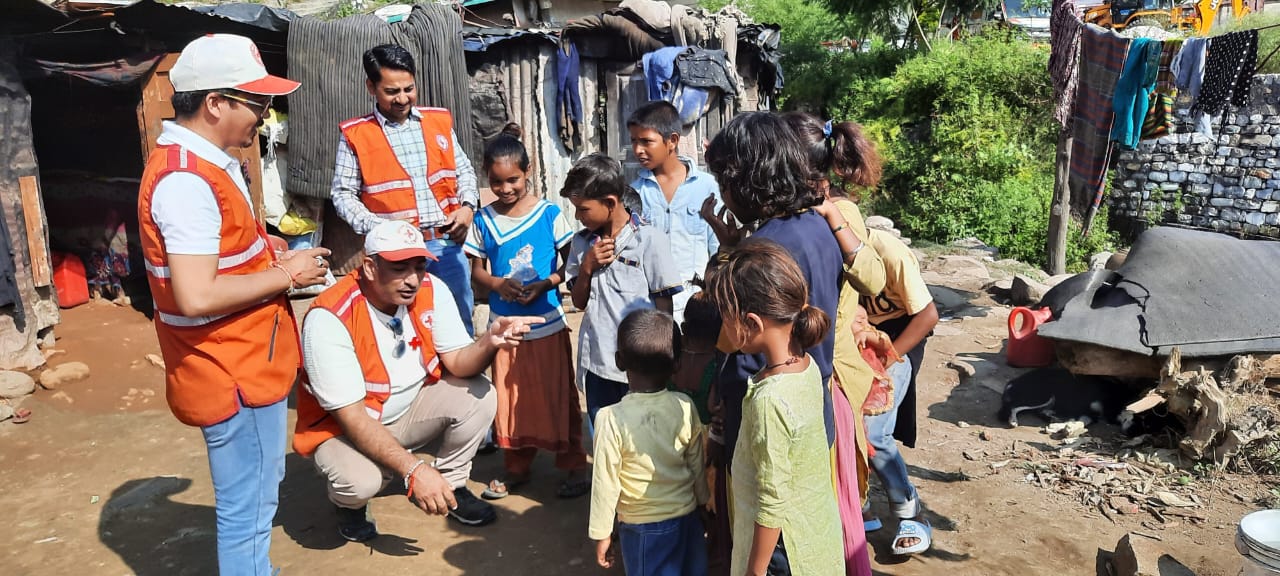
[331,107,479,234]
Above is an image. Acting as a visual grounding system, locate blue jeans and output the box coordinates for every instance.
[201,397,287,576]
[864,357,917,508]
[426,239,474,337]
[618,511,708,576]
[584,370,629,435]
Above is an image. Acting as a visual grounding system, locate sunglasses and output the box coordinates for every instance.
[219,92,272,115]
[387,317,407,358]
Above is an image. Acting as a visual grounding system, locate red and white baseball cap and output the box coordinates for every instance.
[170,34,300,96]
[365,221,437,262]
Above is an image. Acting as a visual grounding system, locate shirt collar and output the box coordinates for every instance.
[372,106,421,128]
[639,157,702,183]
[156,121,239,172]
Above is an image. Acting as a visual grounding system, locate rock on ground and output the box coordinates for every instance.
[1111,533,1195,576]
[0,370,36,399]
[39,362,90,390]
[930,255,992,281]
[1010,275,1050,307]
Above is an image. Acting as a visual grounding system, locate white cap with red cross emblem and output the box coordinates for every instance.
[170,34,301,96]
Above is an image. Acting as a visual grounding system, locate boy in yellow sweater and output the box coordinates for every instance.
[589,308,709,575]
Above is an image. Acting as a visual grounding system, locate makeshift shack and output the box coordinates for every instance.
[0,0,294,368]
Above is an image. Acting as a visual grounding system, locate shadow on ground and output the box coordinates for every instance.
[99,476,216,576]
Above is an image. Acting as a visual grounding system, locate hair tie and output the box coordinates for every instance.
[822,120,833,139]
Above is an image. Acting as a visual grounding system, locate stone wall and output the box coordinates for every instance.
[1109,75,1280,238]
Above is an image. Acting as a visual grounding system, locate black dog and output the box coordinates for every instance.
[997,367,1132,428]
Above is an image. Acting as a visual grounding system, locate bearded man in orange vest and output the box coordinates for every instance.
[296,220,541,540]
[331,43,481,337]
[137,34,331,575]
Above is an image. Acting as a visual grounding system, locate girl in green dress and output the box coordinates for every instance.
[706,239,845,576]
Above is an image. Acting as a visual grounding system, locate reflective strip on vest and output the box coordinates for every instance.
[369,208,420,222]
[426,169,457,187]
[366,381,391,395]
[365,406,381,419]
[220,236,267,270]
[425,354,440,375]
[145,260,171,279]
[157,309,230,327]
[155,294,274,328]
[144,236,267,281]
[363,179,414,195]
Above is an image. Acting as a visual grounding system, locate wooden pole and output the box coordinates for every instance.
[1047,125,1072,275]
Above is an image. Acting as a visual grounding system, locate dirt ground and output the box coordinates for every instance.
[0,271,1268,575]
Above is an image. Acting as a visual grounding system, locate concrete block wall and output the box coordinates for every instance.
[1110,75,1280,238]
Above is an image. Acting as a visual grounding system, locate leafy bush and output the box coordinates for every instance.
[830,31,1116,270]
[1208,12,1280,74]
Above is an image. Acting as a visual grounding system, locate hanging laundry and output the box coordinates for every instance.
[1192,30,1259,116]
[1138,40,1182,141]
[643,46,685,101]
[1049,0,1082,129]
[1155,38,1183,95]
[556,41,583,152]
[675,48,738,96]
[1141,92,1176,139]
[1171,36,1208,99]
[643,47,730,125]
[1069,24,1131,225]
[1112,38,1162,150]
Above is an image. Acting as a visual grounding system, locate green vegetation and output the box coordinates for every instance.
[707,0,1118,271]
[1210,12,1280,74]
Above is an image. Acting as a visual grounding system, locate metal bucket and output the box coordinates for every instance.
[1238,510,1280,575]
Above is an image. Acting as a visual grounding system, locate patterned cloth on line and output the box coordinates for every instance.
[1069,24,1131,219]
[1155,38,1183,95]
[1049,0,1082,129]
[1192,30,1259,117]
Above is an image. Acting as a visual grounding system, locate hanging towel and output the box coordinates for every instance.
[1049,0,1083,128]
[1192,30,1259,116]
[1141,92,1175,139]
[1112,38,1162,150]
[556,41,583,152]
[1155,38,1182,95]
[1069,24,1131,222]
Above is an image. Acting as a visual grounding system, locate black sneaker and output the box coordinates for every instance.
[448,487,497,527]
[335,505,378,542]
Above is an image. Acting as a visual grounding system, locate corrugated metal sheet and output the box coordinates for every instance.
[287,4,476,201]
[466,42,599,223]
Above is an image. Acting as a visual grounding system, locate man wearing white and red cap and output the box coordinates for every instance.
[294,220,541,540]
[137,34,330,575]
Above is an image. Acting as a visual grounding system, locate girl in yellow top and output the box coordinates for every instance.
[706,239,844,576]
[784,111,887,574]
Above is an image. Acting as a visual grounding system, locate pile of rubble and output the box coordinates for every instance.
[1015,443,1209,529]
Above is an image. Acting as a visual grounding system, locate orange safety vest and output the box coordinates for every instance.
[293,270,441,457]
[138,144,300,427]
[339,107,460,228]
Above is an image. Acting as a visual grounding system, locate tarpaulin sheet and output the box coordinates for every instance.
[189,3,295,32]
[24,54,162,87]
[287,3,476,200]
[1038,226,1280,357]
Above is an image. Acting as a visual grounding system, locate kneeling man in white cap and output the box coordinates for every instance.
[295,220,540,541]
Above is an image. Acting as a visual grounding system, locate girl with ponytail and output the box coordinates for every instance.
[785,112,935,557]
[705,238,845,576]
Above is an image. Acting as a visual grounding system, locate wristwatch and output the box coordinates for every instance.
[461,200,477,211]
